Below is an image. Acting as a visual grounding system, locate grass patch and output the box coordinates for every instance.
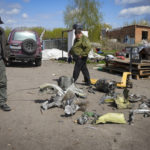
[87,59,106,64]
[101,49,118,56]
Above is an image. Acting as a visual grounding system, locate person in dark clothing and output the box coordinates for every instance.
[0,17,11,111]
[69,29,91,85]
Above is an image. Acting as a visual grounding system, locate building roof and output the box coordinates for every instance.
[108,24,150,32]
[124,24,150,29]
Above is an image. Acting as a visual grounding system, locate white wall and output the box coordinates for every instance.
[68,30,88,52]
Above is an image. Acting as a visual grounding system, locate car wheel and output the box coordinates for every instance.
[35,59,42,66]
[22,39,37,55]
[6,59,13,67]
[28,61,34,65]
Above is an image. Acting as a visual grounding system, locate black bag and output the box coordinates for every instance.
[95,79,116,94]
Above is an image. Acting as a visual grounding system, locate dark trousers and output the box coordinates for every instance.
[73,56,91,85]
[0,59,7,106]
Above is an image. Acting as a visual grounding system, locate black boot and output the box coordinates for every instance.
[0,104,11,111]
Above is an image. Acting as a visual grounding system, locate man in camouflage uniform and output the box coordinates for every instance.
[70,29,91,85]
[0,17,11,111]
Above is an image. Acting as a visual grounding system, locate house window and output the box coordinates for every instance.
[142,31,148,40]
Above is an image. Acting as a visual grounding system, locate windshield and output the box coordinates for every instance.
[13,31,36,41]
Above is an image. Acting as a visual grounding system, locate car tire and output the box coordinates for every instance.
[22,39,37,55]
[28,61,34,65]
[35,59,42,66]
[6,59,13,67]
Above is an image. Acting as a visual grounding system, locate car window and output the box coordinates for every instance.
[13,31,36,41]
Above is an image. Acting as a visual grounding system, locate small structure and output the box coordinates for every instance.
[139,47,150,60]
[106,25,150,44]
[68,30,88,52]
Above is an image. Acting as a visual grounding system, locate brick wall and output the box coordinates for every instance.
[106,25,150,44]
[135,26,150,43]
[106,28,122,42]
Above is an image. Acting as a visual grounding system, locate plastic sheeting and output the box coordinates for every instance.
[42,48,104,61]
[88,49,105,60]
[42,49,68,60]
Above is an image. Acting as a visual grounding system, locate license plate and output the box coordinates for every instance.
[10,45,21,49]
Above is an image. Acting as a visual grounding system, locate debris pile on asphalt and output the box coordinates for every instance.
[39,76,150,126]
[97,81,150,125]
[99,88,132,109]
[39,76,88,116]
[75,111,127,125]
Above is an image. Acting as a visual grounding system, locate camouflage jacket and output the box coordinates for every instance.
[70,35,91,57]
[0,27,7,61]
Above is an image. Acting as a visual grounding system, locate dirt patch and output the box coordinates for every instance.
[0,60,150,150]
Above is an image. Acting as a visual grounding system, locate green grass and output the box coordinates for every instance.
[101,49,118,56]
[87,59,106,64]
[57,49,118,65]
[57,59,105,65]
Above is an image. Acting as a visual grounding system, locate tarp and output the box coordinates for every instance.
[42,48,104,61]
[88,49,105,60]
[42,49,68,60]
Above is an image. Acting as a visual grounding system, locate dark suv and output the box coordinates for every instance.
[7,28,42,66]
